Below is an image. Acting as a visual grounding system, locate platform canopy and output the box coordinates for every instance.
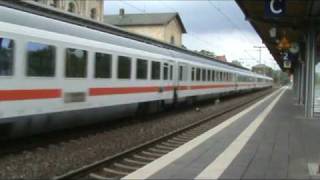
[236,0,320,72]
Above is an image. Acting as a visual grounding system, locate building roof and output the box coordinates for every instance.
[104,12,187,33]
[215,55,227,62]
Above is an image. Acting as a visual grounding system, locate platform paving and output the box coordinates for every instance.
[124,88,320,179]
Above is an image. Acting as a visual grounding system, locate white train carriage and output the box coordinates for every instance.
[0,6,272,137]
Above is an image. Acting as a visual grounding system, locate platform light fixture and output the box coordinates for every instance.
[269,27,277,38]
[277,31,291,50]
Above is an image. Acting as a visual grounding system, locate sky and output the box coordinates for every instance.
[104,0,280,70]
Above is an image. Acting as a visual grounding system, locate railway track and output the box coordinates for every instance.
[53,89,272,180]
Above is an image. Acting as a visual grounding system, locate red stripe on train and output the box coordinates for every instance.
[90,86,161,96]
[0,89,62,101]
[191,84,235,90]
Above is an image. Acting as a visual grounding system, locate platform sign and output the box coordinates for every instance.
[265,0,286,17]
[283,60,291,69]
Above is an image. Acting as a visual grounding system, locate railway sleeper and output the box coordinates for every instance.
[178,134,196,138]
[141,150,163,157]
[149,147,170,154]
[133,154,157,161]
[161,142,180,148]
[178,134,197,139]
[172,137,190,142]
[155,144,176,151]
[124,158,149,166]
[89,173,113,180]
[167,139,186,144]
[103,168,128,176]
[114,162,140,171]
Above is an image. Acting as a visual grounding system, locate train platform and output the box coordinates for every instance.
[123,87,320,179]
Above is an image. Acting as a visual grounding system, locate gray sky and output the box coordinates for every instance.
[104,0,279,70]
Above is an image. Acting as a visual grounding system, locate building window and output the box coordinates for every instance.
[65,48,87,78]
[27,42,55,77]
[68,2,76,13]
[49,0,58,7]
[170,36,175,45]
[136,59,148,80]
[151,61,160,80]
[90,8,97,19]
[0,37,14,76]
[95,52,112,78]
[117,56,131,79]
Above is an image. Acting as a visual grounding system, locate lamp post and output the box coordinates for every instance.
[254,45,267,75]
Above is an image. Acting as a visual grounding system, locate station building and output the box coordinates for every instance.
[104,9,187,47]
[27,0,104,22]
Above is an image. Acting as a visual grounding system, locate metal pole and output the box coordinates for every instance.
[305,28,316,118]
[299,62,305,105]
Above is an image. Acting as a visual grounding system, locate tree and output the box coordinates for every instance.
[196,49,215,58]
[231,60,243,67]
[272,70,290,85]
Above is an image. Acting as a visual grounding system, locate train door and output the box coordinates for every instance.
[176,62,189,102]
[161,60,175,103]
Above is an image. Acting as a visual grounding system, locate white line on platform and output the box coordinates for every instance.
[195,87,286,179]
[123,88,284,180]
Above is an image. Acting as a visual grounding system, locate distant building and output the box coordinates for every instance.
[215,55,227,62]
[252,64,273,77]
[26,0,104,22]
[104,9,187,47]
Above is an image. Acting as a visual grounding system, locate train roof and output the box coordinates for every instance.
[0,1,272,80]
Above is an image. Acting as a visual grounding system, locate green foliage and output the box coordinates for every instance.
[231,60,242,67]
[272,70,290,85]
[195,49,215,58]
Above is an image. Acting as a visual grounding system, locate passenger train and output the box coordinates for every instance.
[0,5,272,137]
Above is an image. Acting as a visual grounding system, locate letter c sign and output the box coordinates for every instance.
[265,0,286,17]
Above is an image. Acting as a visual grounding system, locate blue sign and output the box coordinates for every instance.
[265,0,286,17]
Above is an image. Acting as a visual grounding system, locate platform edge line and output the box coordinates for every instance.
[122,88,282,180]
[195,87,287,179]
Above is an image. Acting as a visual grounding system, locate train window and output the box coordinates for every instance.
[196,68,201,81]
[163,63,169,80]
[179,66,183,81]
[136,59,148,80]
[27,42,55,77]
[95,52,112,78]
[169,65,173,80]
[208,70,211,81]
[118,56,131,79]
[191,67,195,81]
[65,48,87,78]
[151,61,160,80]
[0,37,14,76]
[202,69,206,82]
[212,70,215,81]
